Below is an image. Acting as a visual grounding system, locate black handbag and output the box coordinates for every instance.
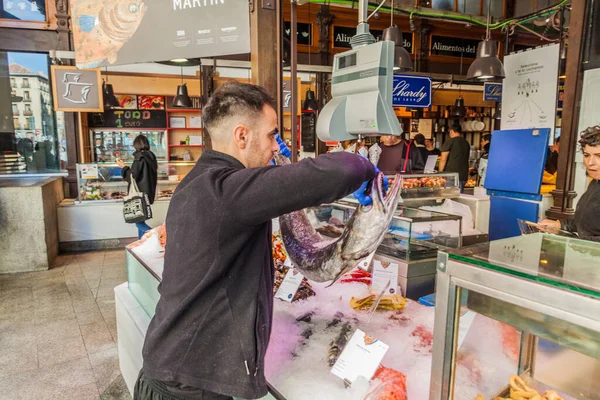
[123,174,152,223]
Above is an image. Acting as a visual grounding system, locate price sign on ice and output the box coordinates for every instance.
[331,329,389,384]
[274,268,304,303]
[371,259,399,295]
[357,252,375,270]
[81,164,98,179]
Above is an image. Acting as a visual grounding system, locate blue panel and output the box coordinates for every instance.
[487,189,542,202]
[485,128,551,195]
[489,196,540,240]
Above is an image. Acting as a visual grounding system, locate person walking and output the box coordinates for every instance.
[439,124,470,192]
[117,134,158,239]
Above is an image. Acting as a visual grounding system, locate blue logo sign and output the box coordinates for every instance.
[484,83,502,102]
[392,75,432,108]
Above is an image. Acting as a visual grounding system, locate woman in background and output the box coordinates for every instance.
[116,135,158,239]
[541,126,600,241]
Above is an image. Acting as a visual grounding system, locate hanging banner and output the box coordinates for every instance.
[71,0,250,68]
[501,44,560,130]
[430,36,479,59]
[332,26,413,52]
[50,66,104,112]
[484,83,503,102]
[392,75,432,108]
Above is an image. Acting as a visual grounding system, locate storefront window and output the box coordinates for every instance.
[0,0,47,21]
[0,51,62,174]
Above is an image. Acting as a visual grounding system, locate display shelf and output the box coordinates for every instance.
[168,144,203,148]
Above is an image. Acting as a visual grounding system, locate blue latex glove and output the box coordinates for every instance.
[353,164,389,206]
[270,134,292,165]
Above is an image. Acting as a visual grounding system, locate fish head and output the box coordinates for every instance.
[368,172,402,215]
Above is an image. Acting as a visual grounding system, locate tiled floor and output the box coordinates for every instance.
[0,250,131,400]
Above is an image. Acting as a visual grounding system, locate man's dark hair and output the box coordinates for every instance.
[414,133,425,145]
[133,135,150,152]
[556,136,561,144]
[482,134,492,142]
[202,83,276,136]
[451,123,462,134]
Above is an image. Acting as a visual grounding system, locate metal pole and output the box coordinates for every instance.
[358,0,369,24]
[290,0,299,163]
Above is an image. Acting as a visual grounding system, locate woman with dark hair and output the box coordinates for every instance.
[116,135,158,238]
[541,126,600,241]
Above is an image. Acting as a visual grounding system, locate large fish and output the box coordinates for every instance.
[274,153,402,283]
[73,0,147,68]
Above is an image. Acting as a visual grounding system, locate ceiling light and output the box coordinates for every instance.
[467,0,505,81]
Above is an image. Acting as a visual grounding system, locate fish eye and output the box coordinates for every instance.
[129,3,138,12]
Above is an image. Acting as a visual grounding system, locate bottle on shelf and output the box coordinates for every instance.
[185,135,190,145]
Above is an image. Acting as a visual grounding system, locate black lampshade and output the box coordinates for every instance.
[452,97,466,117]
[495,101,502,120]
[382,25,413,72]
[172,84,192,108]
[103,82,119,108]
[302,89,319,111]
[467,40,505,81]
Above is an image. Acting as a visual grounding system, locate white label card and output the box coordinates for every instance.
[357,252,376,271]
[424,155,438,173]
[331,329,389,384]
[457,308,477,349]
[283,254,293,268]
[274,268,303,303]
[81,164,98,179]
[371,259,400,295]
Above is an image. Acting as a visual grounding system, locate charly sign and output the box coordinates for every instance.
[392,75,432,108]
[71,0,250,68]
[484,83,502,102]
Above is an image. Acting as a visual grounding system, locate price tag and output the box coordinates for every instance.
[457,308,476,349]
[371,259,400,295]
[357,252,375,271]
[81,164,98,180]
[274,268,304,303]
[331,329,389,384]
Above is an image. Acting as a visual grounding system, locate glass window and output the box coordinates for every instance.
[431,0,453,11]
[1,51,62,173]
[1,0,47,21]
[10,77,15,87]
[536,0,553,10]
[515,0,534,15]
[490,0,503,18]
[457,0,480,15]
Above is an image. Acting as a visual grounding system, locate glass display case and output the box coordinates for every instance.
[91,129,168,162]
[431,233,600,400]
[76,162,193,203]
[311,200,463,262]
[395,172,460,201]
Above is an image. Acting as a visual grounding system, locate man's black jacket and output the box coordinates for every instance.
[142,149,375,399]
[121,150,158,204]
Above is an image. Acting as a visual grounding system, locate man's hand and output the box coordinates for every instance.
[275,134,291,158]
[116,158,125,169]
[353,165,388,206]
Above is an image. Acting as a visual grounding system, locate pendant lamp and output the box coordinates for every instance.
[302,88,319,111]
[466,0,505,81]
[382,1,412,72]
[452,86,466,117]
[102,68,118,109]
[172,66,192,108]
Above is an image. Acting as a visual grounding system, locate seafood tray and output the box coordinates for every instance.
[489,374,575,400]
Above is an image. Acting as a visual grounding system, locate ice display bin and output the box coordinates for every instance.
[431,233,600,400]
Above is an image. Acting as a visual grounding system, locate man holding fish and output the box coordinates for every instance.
[135,83,386,400]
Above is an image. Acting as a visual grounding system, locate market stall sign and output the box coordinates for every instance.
[484,83,503,102]
[333,26,413,52]
[513,44,535,53]
[88,109,167,129]
[430,36,479,58]
[71,0,250,68]
[284,22,312,46]
[50,66,103,112]
[392,74,432,108]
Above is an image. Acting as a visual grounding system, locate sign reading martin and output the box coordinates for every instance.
[392,75,432,108]
[51,66,103,112]
[333,26,413,53]
[71,0,250,68]
[430,36,479,58]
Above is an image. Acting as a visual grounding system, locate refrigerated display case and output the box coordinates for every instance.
[431,233,600,400]
[393,172,460,203]
[90,129,168,162]
[75,162,192,203]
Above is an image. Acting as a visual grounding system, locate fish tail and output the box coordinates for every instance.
[78,15,97,32]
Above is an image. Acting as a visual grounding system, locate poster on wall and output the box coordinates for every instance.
[501,44,560,131]
[71,0,250,68]
[115,95,137,109]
